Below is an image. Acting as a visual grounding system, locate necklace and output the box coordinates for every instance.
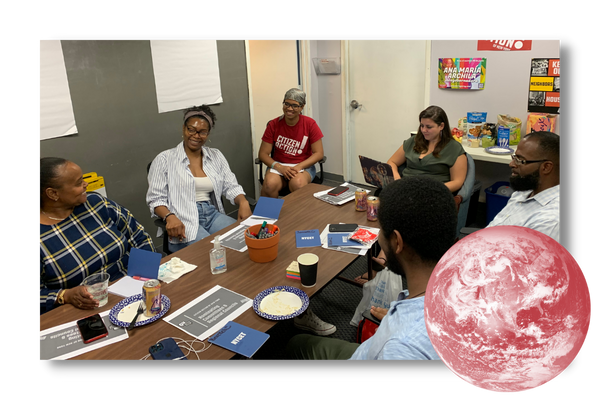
[409,290,426,299]
[41,210,67,221]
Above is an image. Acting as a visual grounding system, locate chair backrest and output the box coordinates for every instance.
[455,153,476,237]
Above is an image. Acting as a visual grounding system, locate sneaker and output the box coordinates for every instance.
[293,309,336,336]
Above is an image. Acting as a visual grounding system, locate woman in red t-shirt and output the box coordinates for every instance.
[258,88,325,197]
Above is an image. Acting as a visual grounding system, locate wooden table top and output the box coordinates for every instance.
[40,183,379,360]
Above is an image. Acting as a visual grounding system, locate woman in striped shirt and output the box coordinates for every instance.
[147,105,252,253]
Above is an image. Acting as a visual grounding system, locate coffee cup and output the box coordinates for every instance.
[297,253,319,288]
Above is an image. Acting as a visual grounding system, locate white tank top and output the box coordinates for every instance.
[194,177,214,202]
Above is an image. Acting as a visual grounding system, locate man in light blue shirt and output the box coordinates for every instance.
[488,131,560,242]
[286,176,458,360]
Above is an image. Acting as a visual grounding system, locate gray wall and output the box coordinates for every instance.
[40,40,255,252]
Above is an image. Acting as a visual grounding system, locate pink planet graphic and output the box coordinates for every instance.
[425,226,590,392]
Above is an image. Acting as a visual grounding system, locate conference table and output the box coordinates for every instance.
[40,183,380,360]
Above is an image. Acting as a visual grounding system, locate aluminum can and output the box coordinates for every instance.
[367,196,380,221]
[143,279,162,317]
[355,189,368,211]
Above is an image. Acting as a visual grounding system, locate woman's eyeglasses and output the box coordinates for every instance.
[283,102,302,110]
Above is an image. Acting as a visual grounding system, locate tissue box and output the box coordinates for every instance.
[286,261,301,280]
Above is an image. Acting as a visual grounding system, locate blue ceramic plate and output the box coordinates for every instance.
[109,293,170,328]
[485,146,514,155]
[253,286,309,320]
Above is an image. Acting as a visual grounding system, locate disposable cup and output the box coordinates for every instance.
[297,253,319,288]
[81,272,110,307]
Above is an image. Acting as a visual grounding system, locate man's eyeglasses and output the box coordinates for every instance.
[283,102,302,110]
[510,154,549,165]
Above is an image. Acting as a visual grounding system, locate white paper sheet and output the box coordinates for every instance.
[268,163,304,176]
[108,276,145,298]
[150,40,222,113]
[40,40,78,141]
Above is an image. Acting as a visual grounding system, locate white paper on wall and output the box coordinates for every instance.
[40,40,78,141]
[150,40,223,113]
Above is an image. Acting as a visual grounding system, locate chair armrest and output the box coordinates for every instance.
[153,218,166,229]
[361,309,381,326]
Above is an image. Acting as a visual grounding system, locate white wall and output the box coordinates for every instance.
[430,40,560,200]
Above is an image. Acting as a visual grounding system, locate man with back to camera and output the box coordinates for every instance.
[285,176,457,360]
[487,131,560,242]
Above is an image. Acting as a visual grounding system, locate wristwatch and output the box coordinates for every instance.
[57,290,66,305]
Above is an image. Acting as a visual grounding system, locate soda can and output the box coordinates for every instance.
[143,279,162,317]
[355,189,367,211]
[367,196,380,221]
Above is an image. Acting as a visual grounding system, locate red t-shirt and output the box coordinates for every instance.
[261,115,324,164]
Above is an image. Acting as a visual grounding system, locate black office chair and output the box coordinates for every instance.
[146,161,256,256]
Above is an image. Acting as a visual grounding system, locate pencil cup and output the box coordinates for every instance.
[244,224,280,263]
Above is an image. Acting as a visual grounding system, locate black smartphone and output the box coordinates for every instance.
[329,223,358,232]
[149,338,187,360]
[77,314,109,344]
[327,186,349,196]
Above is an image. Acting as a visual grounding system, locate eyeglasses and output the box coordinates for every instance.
[186,126,209,137]
[282,102,302,110]
[510,154,549,165]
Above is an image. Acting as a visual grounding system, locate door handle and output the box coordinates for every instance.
[350,100,362,109]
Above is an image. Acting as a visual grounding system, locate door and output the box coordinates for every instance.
[342,40,429,184]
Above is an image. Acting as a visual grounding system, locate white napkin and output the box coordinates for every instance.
[158,257,198,284]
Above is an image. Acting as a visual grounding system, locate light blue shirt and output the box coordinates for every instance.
[350,290,440,360]
[146,142,245,243]
[488,184,560,242]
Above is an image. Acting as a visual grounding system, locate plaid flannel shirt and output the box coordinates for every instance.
[40,192,155,314]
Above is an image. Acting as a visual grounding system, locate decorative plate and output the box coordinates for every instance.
[485,146,514,155]
[253,286,309,321]
[109,294,170,328]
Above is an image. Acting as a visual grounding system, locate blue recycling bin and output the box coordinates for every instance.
[485,181,511,225]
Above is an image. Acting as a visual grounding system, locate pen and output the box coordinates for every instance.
[132,276,150,281]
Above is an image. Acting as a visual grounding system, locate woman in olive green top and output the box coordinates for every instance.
[355,106,467,285]
[387,105,467,194]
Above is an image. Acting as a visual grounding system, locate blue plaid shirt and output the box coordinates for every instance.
[40,192,155,314]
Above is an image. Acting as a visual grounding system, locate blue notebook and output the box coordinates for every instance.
[208,321,270,358]
[295,229,321,248]
[127,247,161,279]
[252,197,284,220]
[327,233,362,247]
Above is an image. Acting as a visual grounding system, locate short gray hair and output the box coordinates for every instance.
[283,88,306,106]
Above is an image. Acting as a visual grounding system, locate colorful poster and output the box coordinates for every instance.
[438,58,486,90]
[477,40,532,51]
[528,58,560,114]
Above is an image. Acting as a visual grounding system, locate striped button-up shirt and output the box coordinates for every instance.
[146,142,245,243]
[40,192,156,314]
[488,184,560,242]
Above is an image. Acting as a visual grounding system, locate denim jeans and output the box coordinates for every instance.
[168,201,236,253]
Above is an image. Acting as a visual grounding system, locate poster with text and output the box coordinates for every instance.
[438,58,486,90]
[528,58,560,114]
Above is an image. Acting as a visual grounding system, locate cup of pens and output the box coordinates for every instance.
[244,222,280,263]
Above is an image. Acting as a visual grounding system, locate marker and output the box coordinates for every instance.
[132,276,150,281]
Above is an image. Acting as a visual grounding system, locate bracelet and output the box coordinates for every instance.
[163,212,175,222]
[271,161,279,169]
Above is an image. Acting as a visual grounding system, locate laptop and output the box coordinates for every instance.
[358,155,395,189]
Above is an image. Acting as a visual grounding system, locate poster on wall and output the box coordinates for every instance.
[438,58,486,90]
[477,40,532,51]
[528,58,560,114]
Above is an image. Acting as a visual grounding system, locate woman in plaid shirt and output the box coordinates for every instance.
[40,158,156,314]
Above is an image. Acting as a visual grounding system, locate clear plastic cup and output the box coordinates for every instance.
[81,272,110,307]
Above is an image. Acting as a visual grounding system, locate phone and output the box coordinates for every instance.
[327,186,349,196]
[329,223,358,232]
[149,338,187,360]
[77,314,109,344]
